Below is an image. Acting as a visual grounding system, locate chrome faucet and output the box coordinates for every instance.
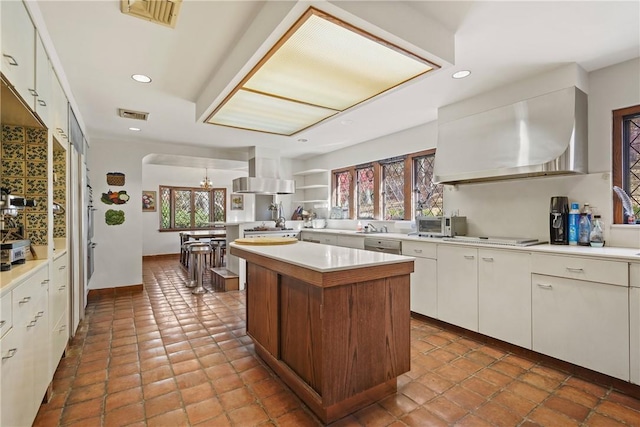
[367,223,377,232]
[380,225,388,233]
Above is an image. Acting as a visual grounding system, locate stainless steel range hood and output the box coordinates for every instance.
[433,86,588,185]
[232,147,295,194]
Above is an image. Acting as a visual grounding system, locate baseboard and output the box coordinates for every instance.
[143,253,180,261]
[87,284,144,299]
[411,312,640,400]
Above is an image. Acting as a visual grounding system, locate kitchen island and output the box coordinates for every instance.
[229,241,414,424]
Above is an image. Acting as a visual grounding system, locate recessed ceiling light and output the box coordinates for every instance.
[452,70,471,79]
[297,138,308,143]
[131,74,152,83]
[129,127,141,131]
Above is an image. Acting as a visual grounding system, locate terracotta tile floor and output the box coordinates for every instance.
[34,257,640,426]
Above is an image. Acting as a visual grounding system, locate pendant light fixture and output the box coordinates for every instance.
[200,169,212,189]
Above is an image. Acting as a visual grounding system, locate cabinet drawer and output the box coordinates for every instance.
[12,267,49,325]
[531,253,628,287]
[318,235,337,245]
[402,241,437,259]
[51,313,68,364]
[0,292,12,338]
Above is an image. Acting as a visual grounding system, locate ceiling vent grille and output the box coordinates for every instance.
[120,0,182,29]
[118,108,149,121]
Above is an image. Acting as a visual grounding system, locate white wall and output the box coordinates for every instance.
[88,138,246,289]
[295,59,640,248]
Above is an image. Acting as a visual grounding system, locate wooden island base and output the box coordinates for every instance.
[231,243,413,424]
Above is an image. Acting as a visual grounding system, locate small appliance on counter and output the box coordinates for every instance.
[550,196,569,245]
[416,215,467,238]
[1,239,31,271]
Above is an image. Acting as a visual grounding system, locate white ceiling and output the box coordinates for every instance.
[34,0,640,166]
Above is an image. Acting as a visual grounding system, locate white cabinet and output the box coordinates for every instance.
[403,241,437,318]
[336,235,364,249]
[0,292,12,338]
[50,254,69,367]
[628,262,640,384]
[1,0,36,108]
[317,234,337,246]
[35,34,52,127]
[1,264,50,427]
[293,169,329,209]
[478,249,531,348]
[51,72,69,146]
[531,254,630,381]
[437,245,478,331]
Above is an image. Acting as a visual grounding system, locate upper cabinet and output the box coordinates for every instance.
[35,35,52,127]
[1,0,36,109]
[51,72,69,147]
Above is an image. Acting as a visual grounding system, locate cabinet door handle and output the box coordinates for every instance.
[27,319,37,327]
[38,99,47,107]
[0,320,5,327]
[59,285,66,291]
[413,249,423,253]
[3,54,18,66]
[537,283,553,290]
[2,348,18,360]
[41,279,50,284]
[566,267,584,273]
[464,255,475,260]
[28,88,39,97]
[36,311,44,318]
[19,296,31,304]
[482,257,494,262]
[58,325,66,332]
[58,265,66,270]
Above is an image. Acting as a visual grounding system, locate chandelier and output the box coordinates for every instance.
[200,169,212,189]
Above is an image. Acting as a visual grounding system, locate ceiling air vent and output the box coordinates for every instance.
[118,108,149,121]
[120,0,182,29]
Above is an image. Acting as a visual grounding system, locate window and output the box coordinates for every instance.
[356,165,375,219]
[613,105,640,224]
[381,157,405,220]
[332,149,440,220]
[414,152,443,217]
[159,186,226,230]
[334,169,353,218]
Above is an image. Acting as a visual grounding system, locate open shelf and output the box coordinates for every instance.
[293,168,329,176]
[296,184,329,190]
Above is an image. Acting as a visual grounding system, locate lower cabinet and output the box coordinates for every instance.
[437,245,478,331]
[335,235,364,249]
[403,241,437,318]
[50,254,69,368]
[1,264,50,427]
[532,273,629,380]
[478,249,531,349]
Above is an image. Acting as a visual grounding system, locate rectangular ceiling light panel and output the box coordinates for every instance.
[206,7,439,135]
[208,89,338,135]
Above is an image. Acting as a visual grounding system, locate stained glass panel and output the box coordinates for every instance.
[213,189,226,222]
[626,114,640,217]
[382,160,404,220]
[194,190,210,227]
[356,166,374,219]
[335,171,351,209]
[414,155,443,217]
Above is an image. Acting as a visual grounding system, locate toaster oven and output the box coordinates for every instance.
[416,216,467,238]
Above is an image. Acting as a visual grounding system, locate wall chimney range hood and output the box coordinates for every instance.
[232,147,295,194]
[433,86,588,185]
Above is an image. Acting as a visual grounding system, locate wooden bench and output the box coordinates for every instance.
[210,267,239,292]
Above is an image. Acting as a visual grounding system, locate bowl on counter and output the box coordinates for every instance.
[312,219,326,229]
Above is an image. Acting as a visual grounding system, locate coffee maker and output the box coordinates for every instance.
[550,196,569,245]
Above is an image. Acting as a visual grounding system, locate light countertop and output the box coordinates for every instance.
[0,259,49,296]
[300,228,640,261]
[230,240,413,273]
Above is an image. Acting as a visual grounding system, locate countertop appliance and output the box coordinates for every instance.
[417,215,467,238]
[550,196,569,245]
[443,236,544,247]
[1,239,30,271]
